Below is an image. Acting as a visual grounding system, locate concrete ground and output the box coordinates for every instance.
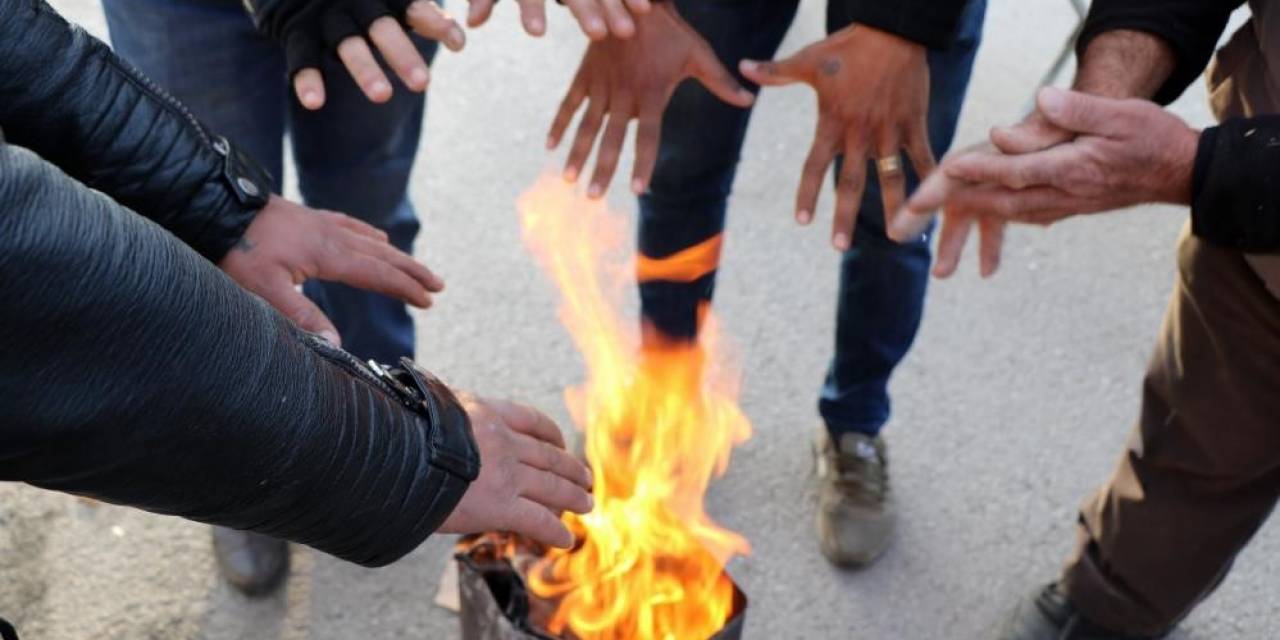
[3,1,1277,638]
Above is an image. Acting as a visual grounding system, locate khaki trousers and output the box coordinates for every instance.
[1062,225,1280,636]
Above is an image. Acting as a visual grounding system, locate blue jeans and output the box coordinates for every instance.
[103,0,434,364]
[640,0,986,437]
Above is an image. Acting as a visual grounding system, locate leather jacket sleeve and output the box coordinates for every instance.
[0,142,479,568]
[0,0,273,263]
[830,0,972,49]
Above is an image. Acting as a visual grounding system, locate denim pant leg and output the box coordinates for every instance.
[819,0,987,437]
[102,0,287,186]
[638,0,800,342]
[289,24,438,364]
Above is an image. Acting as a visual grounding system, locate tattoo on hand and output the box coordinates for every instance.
[819,59,841,77]
[233,237,256,253]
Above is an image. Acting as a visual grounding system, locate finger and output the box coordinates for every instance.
[875,137,908,226]
[405,1,466,51]
[990,111,1073,155]
[367,16,431,92]
[622,0,651,13]
[336,36,392,103]
[506,498,575,548]
[488,400,567,448]
[739,56,811,87]
[332,214,389,242]
[903,120,937,180]
[688,44,754,107]
[1036,86,1129,138]
[563,0,608,40]
[598,0,636,38]
[466,0,496,27]
[564,79,608,183]
[950,184,1083,223]
[978,218,1006,278]
[945,143,1079,190]
[932,211,974,278]
[513,0,547,36]
[832,134,869,251]
[630,101,662,195]
[324,251,433,307]
[548,70,589,150]
[264,283,342,346]
[344,232,445,293]
[516,464,594,514]
[512,432,594,491]
[293,68,327,110]
[890,170,953,243]
[795,119,840,225]
[588,102,633,199]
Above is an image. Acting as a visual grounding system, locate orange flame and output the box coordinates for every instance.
[518,175,752,640]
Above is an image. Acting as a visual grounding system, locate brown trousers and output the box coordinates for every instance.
[1062,225,1280,636]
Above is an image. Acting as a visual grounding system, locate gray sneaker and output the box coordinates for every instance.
[813,430,896,567]
[211,526,290,597]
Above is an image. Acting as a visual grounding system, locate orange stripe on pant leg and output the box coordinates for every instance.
[636,234,724,284]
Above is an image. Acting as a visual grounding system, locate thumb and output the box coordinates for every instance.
[1035,87,1125,138]
[990,111,1073,155]
[687,44,755,108]
[739,56,809,87]
[270,284,341,347]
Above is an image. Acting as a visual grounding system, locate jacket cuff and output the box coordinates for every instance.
[1191,117,1280,253]
[834,0,969,49]
[194,136,273,263]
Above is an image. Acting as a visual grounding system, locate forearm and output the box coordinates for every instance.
[1076,0,1241,104]
[0,0,270,262]
[1073,29,1177,99]
[0,143,476,567]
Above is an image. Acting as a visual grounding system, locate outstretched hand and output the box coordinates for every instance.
[219,195,444,345]
[281,0,466,110]
[891,88,1199,278]
[547,1,754,198]
[740,24,933,251]
[440,396,595,549]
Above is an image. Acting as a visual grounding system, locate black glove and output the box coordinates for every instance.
[245,0,417,79]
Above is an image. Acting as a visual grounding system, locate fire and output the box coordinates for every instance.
[518,175,752,640]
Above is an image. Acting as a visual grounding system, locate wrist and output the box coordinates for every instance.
[1157,125,1201,205]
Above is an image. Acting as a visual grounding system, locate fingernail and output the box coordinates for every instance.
[370,80,390,97]
[301,90,321,109]
[586,494,595,511]
[545,135,557,150]
[529,16,544,33]
[740,60,758,73]
[631,178,645,194]
[410,67,429,87]
[449,26,465,48]
[587,184,603,199]
[320,330,340,346]
[796,209,812,225]
[833,232,850,251]
[564,167,579,183]
[588,18,605,33]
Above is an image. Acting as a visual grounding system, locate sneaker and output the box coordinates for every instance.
[996,582,1162,639]
[814,430,895,567]
[211,526,290,597]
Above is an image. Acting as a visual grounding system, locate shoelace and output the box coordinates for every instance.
[832,445,889,501]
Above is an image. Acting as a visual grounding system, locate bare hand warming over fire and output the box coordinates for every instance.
[740,24,933,251]
[890,88,1199,277]
[440,396,595,549]
[547,1,755,198]
[219,195,444,346]
[465,0,652,39]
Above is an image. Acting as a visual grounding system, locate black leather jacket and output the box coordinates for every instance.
[0,0,480,567]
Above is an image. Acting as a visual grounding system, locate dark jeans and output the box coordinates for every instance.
[102,0,436,364]
[640,0,986,436]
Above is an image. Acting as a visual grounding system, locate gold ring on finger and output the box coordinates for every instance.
[876,155,903,176]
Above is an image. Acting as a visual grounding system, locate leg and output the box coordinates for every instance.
[101,0,287,186]
[819,0,987,436]
[1060,228,1280,636]
[638,0,800,343]
[289,19,440,364]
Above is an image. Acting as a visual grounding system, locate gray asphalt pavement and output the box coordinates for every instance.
[4,1,1278,638]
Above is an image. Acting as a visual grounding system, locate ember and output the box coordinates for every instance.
[459,176,752,640]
